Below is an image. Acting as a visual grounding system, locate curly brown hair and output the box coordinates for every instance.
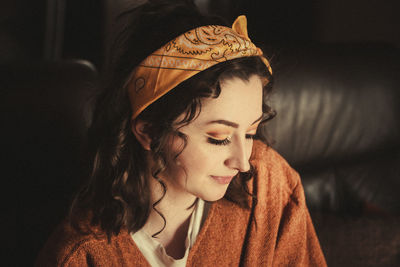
[69,1,275,241]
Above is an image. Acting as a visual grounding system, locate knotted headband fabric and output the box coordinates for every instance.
[125,15,272,119]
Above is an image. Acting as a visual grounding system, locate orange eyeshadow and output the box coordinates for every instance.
[247,124,260,132]
[206,131,231,137]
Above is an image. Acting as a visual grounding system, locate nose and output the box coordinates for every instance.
[224,137,251,172]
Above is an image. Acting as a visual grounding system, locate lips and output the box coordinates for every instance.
[210,175,235,185]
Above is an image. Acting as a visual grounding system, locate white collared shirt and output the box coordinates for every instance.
[131,199,208,267]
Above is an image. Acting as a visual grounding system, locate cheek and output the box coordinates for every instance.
[177,143,215,175]
[246,140,254,159]
[176,137,226,178]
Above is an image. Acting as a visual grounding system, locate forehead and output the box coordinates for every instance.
[194,75,263,126]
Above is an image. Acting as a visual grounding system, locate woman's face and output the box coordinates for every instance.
[162,75,264,202]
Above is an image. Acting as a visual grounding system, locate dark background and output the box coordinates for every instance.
[1,0,399,68]
[2,0,399,266]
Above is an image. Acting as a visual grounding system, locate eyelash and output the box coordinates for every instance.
[207,134,258,146]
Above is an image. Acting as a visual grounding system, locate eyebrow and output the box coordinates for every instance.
[207,114,264,129]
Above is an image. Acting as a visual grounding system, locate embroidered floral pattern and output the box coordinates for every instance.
[141,25,260,70]
[126,16,271,119]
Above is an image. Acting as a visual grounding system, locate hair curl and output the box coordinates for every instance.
[69,1,275,241]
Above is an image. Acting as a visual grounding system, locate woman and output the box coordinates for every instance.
[36,1,326,266]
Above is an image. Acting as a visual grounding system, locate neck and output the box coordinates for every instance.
[143,175,197,259]
[145,175,197,234]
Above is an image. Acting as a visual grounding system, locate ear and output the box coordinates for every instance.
[131,119,152,151]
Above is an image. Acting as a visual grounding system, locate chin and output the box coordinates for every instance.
[197,186,229,202]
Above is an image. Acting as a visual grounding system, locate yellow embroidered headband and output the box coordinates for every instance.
[125,15,272,119]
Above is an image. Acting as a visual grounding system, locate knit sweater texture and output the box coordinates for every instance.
[35,141,327,266]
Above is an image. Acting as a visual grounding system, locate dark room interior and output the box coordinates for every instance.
[2,0,399,266]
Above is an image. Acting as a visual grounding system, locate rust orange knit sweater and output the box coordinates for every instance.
[36,141,327,266]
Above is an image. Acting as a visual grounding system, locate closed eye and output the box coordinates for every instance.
[207,134,258,146]
[207,137,231,146]
[245,134,258,140]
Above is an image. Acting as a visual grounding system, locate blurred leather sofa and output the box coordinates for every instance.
[3,44,399,266]
[1,60,98,266]
[262,44,400,266]
[3,1,399,266]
